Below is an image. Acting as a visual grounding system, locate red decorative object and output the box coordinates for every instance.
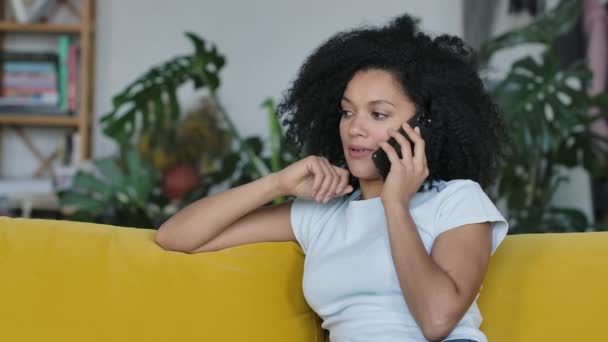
[163,164,200,200]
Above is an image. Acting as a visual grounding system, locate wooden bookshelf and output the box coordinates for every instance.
[0,22,81,33]
[0,0,96,182]
[0,114,78,126]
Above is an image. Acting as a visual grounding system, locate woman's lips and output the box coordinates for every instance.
[348,147,373,159]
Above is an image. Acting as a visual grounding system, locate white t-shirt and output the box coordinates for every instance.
[290,179,509,342]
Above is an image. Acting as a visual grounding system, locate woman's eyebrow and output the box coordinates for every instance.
[342,96,395,107]
[369,99,395,107]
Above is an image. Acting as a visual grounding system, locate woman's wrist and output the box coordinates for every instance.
[264,172,287,199]
[382,199,410,213]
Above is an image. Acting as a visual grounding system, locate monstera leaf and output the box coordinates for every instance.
[492,53,592,157]
[478,0,580,65]
[100,32,226,145]
[482,2,608,233]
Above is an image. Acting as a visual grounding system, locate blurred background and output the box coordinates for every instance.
[0,0,605,234]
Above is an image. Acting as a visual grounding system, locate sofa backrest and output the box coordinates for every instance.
[0,217,324,342]
[478,231,608,341]
[2,217,606,342]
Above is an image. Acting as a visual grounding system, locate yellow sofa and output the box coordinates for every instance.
[0,216,606,342]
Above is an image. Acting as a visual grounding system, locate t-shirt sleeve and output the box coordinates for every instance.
[290,198,324,254]
[434,180,509,255]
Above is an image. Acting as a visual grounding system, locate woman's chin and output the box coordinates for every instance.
[358,173,382,181]
[347,165,381,180]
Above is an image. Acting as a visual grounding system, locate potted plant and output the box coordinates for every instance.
[58,32,299,228]
[480,1,608,233]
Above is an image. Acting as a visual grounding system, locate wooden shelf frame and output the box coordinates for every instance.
[0,115,78,126]
[0,22,82,33]
[0,0,96,179]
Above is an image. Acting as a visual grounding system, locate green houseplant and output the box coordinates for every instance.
[99,33,276,180]
[58,32,299,228]
[59,148,164,228]
[480,1,608,233]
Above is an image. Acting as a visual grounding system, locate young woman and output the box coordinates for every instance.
[156,14,509,342]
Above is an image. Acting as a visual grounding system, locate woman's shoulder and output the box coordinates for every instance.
[426,179,485,197]
[415,179,490,212]
[290,192,354,253]
[439,178,481,189]
[292,191,354,216]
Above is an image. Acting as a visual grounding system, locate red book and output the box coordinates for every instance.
[67,43,79,113]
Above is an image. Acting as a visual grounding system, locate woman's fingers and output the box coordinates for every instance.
[314,158,330,201]
[378,140,401,165]
[388,128,412,168]
[320,158,340,202]
[403,123,427,166]
[308,157,351,203]
[301,156,352,203]
[335,168,351,195]
[310,158,326,198]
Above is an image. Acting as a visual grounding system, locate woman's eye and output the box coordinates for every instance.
[372,112,387,119]
[340,110,352,117]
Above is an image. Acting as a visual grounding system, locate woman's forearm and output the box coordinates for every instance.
[155,173,284,252]
[383,202,460,340]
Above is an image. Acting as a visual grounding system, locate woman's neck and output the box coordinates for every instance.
[357,178,384,200]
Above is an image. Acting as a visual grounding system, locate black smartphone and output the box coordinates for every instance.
[372,113,432,181]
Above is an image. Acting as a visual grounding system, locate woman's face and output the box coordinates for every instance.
[339,69,417,180]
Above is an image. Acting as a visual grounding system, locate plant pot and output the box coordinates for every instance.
[162,163,200,201]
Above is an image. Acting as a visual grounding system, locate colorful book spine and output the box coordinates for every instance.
[67,43,79,113]
[57,35,70,111]
[0,52,60,108]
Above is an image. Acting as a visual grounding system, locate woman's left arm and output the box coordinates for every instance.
[378,123,492,342]
[383,203,492,342]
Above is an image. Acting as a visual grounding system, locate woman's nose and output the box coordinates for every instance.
[348,115,367,136]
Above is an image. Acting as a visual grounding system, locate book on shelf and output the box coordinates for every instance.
[0,104,68,114]
[0,35,80,116]
[9,0,56,24]
[67,42,79,112]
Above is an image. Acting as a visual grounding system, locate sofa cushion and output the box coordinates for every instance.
[0,217,324,342]
[478,231,608,341]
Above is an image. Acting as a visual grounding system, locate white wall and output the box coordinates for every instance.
[1,0,463,177]
[93,0,464,157]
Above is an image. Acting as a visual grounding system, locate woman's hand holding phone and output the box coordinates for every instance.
[376,122,430,207]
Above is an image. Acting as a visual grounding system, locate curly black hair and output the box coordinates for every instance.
[277,14,508,190]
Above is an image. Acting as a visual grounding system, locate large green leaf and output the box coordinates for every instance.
[222,152,241,177]
[264,98,283,174]
[484,3,608,233]
[185,31,226,91]
[544,207,590,232]
[244,137,263,155]
[94,158,127,188]
[100,33,226,144]
[479,0,580,64]
[125,149,159,205]
[59,191,105,212]
[59,148,163,228]
[70,171,113,200]
[493,52,592,160]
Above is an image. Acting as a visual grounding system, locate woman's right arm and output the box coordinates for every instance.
[155,173,290,253]
[155,156,353,253]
